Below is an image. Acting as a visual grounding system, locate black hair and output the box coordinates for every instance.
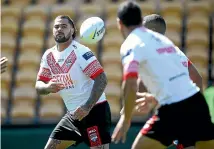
[117,1,142,27]
[56,15,77,39]
[143,14,166,35]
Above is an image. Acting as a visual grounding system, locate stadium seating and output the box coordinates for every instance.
[11,87,37,123]
[9,0,31,6]
[39,94,65,123]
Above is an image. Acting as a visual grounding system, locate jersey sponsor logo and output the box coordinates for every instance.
[121,49,133,61]
[57,59,64,62]
[52,73,74,89]
[87,126,102,147]
[82,51,94,60]
[156,46,176,54]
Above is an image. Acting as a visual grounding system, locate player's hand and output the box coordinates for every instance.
[73,105,91,121]
[111,115,131,144]
[46,79,65,93]
[136,92,159,113]
[1,57,8,74]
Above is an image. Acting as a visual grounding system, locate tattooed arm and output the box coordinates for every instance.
[73,72,108,120]
[84,72,107,110]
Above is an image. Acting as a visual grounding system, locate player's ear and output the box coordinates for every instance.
[117,17,123,30]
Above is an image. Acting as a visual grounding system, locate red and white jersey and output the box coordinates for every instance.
[37,40,106,113]
[121,27,199,105]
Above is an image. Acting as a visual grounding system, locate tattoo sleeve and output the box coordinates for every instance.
[84,72,107,110]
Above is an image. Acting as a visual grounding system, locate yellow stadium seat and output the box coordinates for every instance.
[105,82,121,115]
[102,50,121,65]
[1,22,18,37]
[105,19,118,33]
[37,0,57,5]
[1,50,14,72]
[47,36,56,48]
[103,34,123,50]
[103,64,122,84]
[1,86,10,101]
[187,1,211,17]
[11,100,35,123]
[2,6,21,23]
[13,87,37,102]
[107,98,121,116]
[164,17,182,32]
[106,4,118,19]
[16,69,38,87]
[20,37,43,52]
[165,31,181,47]
[160,1,183,20]
[186,32,209,49]
[10,0,31,6]
[22,20,45,38]
[51,4,75,19]
[18,50,41,68]
[138,1,157,16]
[186,16,209,33]
[40,93,64,120]
[24,5,49,21]
[1,98,7,122]
[1,71,12,90]
[1,35,16,52]
[79,4,102,18]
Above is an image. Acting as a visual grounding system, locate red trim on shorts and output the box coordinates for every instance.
[123,72,138,80]
[141,115,158,135]
[87,126,102,147]
[95,100,107,106]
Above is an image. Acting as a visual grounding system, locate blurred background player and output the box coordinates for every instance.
[119,14,202,148]
[111,1,214,149]
[35,15,111,149]
[1,57,8,74]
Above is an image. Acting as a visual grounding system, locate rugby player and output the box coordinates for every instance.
[111,1,214,149]
[35,15,111,149]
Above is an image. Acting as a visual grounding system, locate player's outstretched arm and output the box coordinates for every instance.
[83,72,107,110]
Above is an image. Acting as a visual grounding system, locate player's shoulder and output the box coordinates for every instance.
[42,46,56,58]
[73,40,95,59]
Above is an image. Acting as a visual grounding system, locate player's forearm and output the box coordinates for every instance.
[84,72,107,110]
[122,79,137,122]
[35,81,50,95]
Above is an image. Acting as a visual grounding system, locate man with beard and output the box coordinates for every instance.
[35,15,111,149]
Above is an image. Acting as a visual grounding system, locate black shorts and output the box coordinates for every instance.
[141,92,214,147]
[50,101,112,147]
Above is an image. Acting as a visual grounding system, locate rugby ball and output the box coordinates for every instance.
[80,17,105,44]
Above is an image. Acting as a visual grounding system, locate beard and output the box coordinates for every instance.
[54,31,71,43]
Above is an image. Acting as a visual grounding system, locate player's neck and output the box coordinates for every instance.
[126,24,142,37]
[57,38,73,52]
